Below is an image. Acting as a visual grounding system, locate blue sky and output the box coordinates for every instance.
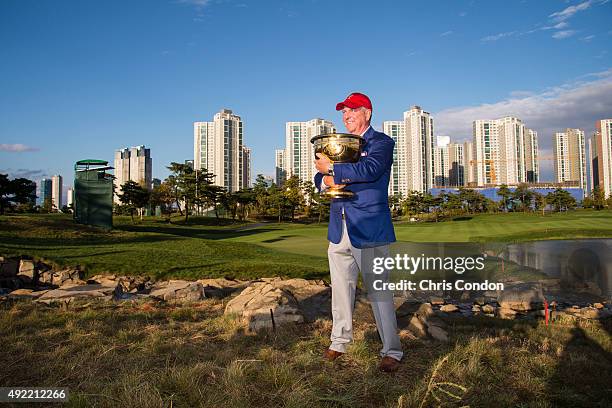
[1,0,611,195]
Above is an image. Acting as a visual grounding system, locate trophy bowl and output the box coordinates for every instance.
[311,133,364,199]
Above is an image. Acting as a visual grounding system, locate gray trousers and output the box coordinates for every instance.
[328,219,403,361]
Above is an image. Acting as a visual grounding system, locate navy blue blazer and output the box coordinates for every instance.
[314,126,396,249]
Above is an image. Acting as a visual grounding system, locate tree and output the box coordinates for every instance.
[283,175,304,222]
[532,192,547,216]
[0,174,37,214]
[166,162,216,221]
[150,181,175,221]
[402,191,425,216]
[497,184,511,212]
[388,193,403,217]
[591,186,606,210]
[252,174,270,217]
[118,180,150,222]
[546,188,577,212]
[513,183,533,212]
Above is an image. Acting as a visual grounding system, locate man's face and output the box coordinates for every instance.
[341,107,371,134]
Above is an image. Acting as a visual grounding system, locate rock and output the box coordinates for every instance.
[594,303,604,309]
[36,284,115,303]
[430,296,445,305]
[460,291,470,301]
[39,268,85,287]
[565,307,610,320]
[482,304,496,314]
[225,282,303,331]
[427,325,449,342]
[197,278,250,298]
[87,274,118,287]
[399,329,417,340]
[498,307,517,319]
[8,289,48,300]
[440,304,459,313]
[497,288,544,312]
[149,280,205,302]
[474,297,485,306]
[472,305,481,312]
[17,260,37,284]
[407,315,427,338]
[415,303,434,320]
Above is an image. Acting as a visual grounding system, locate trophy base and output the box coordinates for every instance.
[323,187,354,199]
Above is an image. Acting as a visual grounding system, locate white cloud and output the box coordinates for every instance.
[440,30,453,37]
[549,0,593,22]
[459,11,467,17]
[178,0,212,7]
[581,34,596,41]
[552,29,577,39]
[481,31,516,42]
[0,144,39,152]
[0,168,47,180]
[435,69,612,143]
[434,70,612,180]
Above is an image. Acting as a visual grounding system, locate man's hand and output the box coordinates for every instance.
[315,153,331,174]
[323,175,345,189]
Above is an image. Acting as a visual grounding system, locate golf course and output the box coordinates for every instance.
[1,210,611,280]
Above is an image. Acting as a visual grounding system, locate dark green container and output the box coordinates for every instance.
[73,159,114,229]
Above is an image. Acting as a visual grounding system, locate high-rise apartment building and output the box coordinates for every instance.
[405,106,435,193]
[242,146,251,189]
[553,128,586,195]
[40,178,52,206]
[384,106,434,195]
[448,142,466,187]
[284,119,336,185]
[275,148,287,186]
[113,145,152,203]
[524,129,539,183]
[51,175,62,210]
[194,109,249,192]
[592,119,612,198]
[383,121,406,196]
[66,187,74,208]
[473,117,538,186]
[463,141,475,186]
[433,136,450,187]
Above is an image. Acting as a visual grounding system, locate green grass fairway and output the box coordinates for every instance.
[1,210,611,280]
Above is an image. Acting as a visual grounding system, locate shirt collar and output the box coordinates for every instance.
[361,125,373,141]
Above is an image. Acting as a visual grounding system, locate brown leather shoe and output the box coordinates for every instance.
[323,348,344,361]
[379,356,401,372]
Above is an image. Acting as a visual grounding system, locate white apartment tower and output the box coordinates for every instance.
[473,117,537,186]
[592,119,612,198]
[275,148,287,186]
[553,128,586,195]
[113,145,152,203]
[384,106,434,195]
[194,109,249,193]
[285,119,336,184]
[51,175,62,210]
[383,121,406,196]
[405,106,435,193]
[433,136,450,187]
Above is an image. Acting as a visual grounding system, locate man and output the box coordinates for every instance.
[314,92,402,373]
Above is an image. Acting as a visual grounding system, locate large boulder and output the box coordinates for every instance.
[225,281,304,331]
[497,288,545,312]
[17,260,37,284]
[149,280,205,302]
[39,267,85,287]
[36,284,115,303]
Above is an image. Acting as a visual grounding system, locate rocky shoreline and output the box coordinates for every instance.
[2,256,610,343]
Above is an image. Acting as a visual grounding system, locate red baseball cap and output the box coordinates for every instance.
[336,92,373,111]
